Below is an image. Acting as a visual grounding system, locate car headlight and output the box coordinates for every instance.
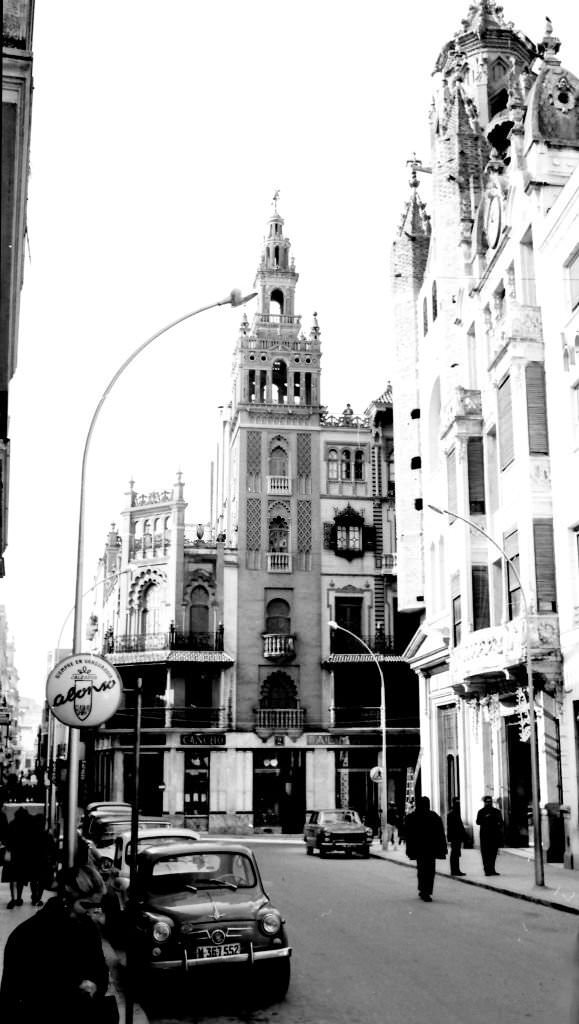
[365,827,373,839]
[259,911,282,936]
[152,920,172,943]
[322,829,331,840]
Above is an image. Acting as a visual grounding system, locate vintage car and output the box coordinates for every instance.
[303,809,373,858]
[130,842,291,1001]
[102,825,200,935]
[87,816,174,875]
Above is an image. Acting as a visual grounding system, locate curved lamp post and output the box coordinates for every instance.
[65,290,257,868]
[328,620,388,851]
[427,503,544,887]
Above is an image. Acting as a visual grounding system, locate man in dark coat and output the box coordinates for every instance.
[476,795,504,876]
[405,795,447,901]
[446,797,468,876]
[0,868,109,1023]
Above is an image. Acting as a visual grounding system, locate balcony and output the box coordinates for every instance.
[267,475,292,496]
[103,630,225,656]
[254,707,305,733]
[449,614,560,691]
[258,313,301,327]
[267,552,292,573]
[330,706,381,729]
[262,634,296,661]
[104,704,227,731]
[329,632,395,655]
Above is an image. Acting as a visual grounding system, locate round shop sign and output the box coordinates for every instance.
[46,654,122,728]
[369,765,383,783]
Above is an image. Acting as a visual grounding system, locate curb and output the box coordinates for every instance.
[369,849,579,916]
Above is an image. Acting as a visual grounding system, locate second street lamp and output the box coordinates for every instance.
[328,620,388,851]
[427,503,544,887]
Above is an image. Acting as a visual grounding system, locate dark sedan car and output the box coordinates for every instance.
[130,842,291,1001]
[304,809,373,857]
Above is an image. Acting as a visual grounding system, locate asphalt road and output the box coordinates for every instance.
[142,840,579,1024]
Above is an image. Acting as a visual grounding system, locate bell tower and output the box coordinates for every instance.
[232,194,321,418]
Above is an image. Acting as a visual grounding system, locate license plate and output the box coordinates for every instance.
[197,943,241,959]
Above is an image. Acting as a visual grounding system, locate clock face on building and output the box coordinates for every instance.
[486,195,502,249]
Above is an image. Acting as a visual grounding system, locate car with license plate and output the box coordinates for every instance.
[102,826,200,936]
[304,809,373,858]
[131,842,291,1001]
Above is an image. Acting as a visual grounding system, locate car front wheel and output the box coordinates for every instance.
[265,958,291,1003]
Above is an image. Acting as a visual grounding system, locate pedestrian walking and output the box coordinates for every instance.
[404,795,447,901]
[3,806,33,908]
[446,797,468,876]
[0,800,8,864]
[476,795,504,876]
[386,801,402,848]
[28,816,57,906]
[0,866,111,1023]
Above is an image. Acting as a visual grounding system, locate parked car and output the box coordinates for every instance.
[87,816,174,875]
[83,806,132,840]
[130,842,291,1001]
[103,826,200,935]
[82,802,131,832]
[303,809,373,858]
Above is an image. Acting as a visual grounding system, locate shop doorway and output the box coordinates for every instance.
[336,749,380,833]
[253,750,305,833]
[123,750,165,816]
[506,718,532,846]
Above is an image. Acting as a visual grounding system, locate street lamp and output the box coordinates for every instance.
[328,620,388,851]
[427,503,544,887]
[65,289,257,869]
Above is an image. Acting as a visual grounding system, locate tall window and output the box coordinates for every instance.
[189,585,209,634]
[328,449,339,481]
[266,599,291,635]
[472,565,490,631]
[140,582,162,635]
[526,362,549,455]
[269,516,289,552]
[533,519,557,612]
[341,449,352,480]
[336,523,361,552]
[354,450,364,481]
[467,437,486,515]
[498,375,514,469]
[451,573,461,646]
[269,444,288,477]
[504,531,520,619]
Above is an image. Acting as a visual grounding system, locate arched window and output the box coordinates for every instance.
[328,449,339,481]
[432,281,438,321]
[266,599,291,635]
[269,444,288,477]
[189,585,209,635]
[143,520,152,550]
[354,450,364,481]
[270,288,284,315]
[341,449,351,480]
[260,671,297,708]
[269,516,289,552]
[140,582,162,635]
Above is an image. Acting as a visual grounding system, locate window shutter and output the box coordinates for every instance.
[472,565,490,631]
[533,519,557,612]
[363,525,376,551]
[498,375,514,469]
[447,449,457,520]
[467,437,486,514]
[526,362,549,455]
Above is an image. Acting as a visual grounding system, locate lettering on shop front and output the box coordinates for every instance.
[306,734,350,746]
[181,734,226,746]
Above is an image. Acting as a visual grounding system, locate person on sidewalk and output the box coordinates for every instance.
[386,801,402,848]
[28,816,57,907]
[0,866,110,1023]
[405,795,448,901]
[446,797,468,876]
[2,806,33,908]
[476,795,504,876]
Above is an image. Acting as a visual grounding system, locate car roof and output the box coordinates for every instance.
[138,841,255,864]
[312,808,357,813]
[86,802,131,810]
[117,827,199,842]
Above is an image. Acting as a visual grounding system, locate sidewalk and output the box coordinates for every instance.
[0,881,147,1022]
[370,841,579,914]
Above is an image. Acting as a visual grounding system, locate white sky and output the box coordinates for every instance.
[2,0,578,703]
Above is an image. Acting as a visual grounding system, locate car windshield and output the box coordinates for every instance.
[147,852,257,895]
[126,835,197,863]
[321,811,361,825]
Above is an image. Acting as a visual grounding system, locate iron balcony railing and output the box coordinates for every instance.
[330,706,381,729]
[266,552,292,573]
[103,629,225,655]
[254,707,305,731]
[104,704,227,730]
[329,632,395,655]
